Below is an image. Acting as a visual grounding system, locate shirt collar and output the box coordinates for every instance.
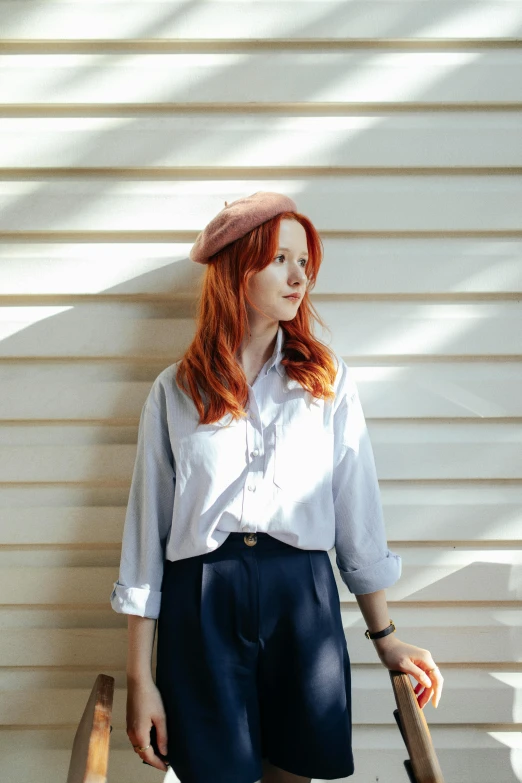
[264,324,285,378]
[264,325,303,392]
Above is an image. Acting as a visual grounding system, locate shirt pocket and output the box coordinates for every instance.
[273,421,333,504]
[177,417,246,492]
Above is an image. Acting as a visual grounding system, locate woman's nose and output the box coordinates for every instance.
[289,267,307,283]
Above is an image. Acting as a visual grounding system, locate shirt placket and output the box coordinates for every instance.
[240,391,264,533]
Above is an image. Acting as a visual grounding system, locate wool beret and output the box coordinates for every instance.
[189,190,298,265]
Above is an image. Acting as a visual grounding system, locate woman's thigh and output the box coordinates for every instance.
[261,757,311,783]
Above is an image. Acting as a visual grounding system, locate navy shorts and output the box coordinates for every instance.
[154,532,354,783]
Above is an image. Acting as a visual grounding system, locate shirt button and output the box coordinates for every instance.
[252,449,259,457]
[247,485,256,492]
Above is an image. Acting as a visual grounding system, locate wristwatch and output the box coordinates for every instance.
[365,620,396,640]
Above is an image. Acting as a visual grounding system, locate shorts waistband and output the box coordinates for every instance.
[221,532,297,550]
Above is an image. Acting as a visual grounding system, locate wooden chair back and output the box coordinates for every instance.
[389,670,446,783]
[66,673,115,783]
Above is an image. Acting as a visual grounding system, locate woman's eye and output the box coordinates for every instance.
[275,255,307,267]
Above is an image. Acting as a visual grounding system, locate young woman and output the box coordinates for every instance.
[110,191,443,783]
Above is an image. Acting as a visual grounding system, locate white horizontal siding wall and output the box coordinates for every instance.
[1,2,521,782]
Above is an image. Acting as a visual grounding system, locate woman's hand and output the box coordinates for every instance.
[372,635,443,709]
[126,676,170,771]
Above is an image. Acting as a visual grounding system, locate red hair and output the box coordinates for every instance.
[175,211,338,424]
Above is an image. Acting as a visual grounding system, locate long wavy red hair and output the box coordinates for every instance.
[175,210,338,424]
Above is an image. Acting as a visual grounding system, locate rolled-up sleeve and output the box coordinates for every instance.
[110,388,175,619]
[332,361,402,595]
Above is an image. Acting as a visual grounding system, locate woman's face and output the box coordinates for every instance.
[246,219,309,324]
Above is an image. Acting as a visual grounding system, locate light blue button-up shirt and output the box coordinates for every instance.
[110,325,402,618]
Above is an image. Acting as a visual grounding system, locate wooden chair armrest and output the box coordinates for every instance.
[66,673,115,783]
[389,670,445,783]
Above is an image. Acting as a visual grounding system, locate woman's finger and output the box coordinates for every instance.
[404,659,441,709]
[130,731,169,772]
[426,665,444,708]
[138,745,169,772]
[413,680,432,709]
[418,687,434,710]
[407,662,433,690]
[151,716,169,758]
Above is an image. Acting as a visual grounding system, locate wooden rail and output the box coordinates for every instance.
[390,670,446,783]
[66,673,115,783]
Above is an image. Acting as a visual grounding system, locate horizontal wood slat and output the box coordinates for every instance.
[1,362,522,419]
[0,550,520,606]
[0,625,519,668]
[1,357,522,416]
[0,728,519,783]
[0,238,522,296]
[0,669,520,725]
[1,115,522,168]
[2,51,522,105]
[0,485,131,509]
[0,178,522,232]
[0,488,520,541]
[2,1,522,42]
[0,487,520,544]
[1,421,521,480]
[1,302,522,358]
[0,608,520,651]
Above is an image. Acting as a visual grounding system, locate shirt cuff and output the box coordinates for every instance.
[336,550,402,595]
[110,580,162,619]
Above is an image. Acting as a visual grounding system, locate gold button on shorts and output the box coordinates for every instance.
[243,533,257,546]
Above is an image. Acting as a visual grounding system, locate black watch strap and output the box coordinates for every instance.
[365,620,396,640]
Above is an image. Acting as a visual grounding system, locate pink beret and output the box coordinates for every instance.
[189,190,298,265]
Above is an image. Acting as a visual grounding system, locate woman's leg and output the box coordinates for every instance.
[261,757,311,783]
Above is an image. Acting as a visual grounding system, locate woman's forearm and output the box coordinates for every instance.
[355,588,398,654]
[126,614,157,683]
